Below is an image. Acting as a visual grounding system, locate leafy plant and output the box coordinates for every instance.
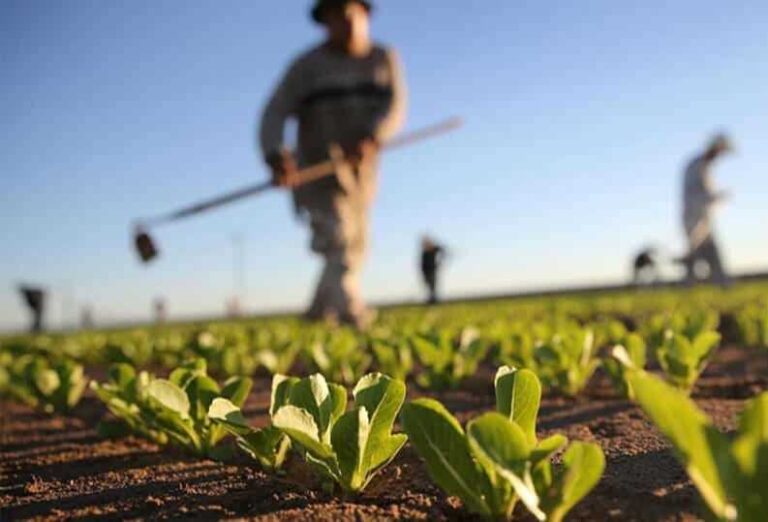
[91,359,252,457]
[270,372,407,492]
[655,330,720,394]
[370,336,413,381]
[207,374,296,470]
[642,310,719,353]
[310,329,372,386]
[735,304,768,348]
[91,363,168,444]
[624,367,767,521]
[1,354,86,413]
[402,366,605,520]
[494,326,538,371]
[603,333,647,398]
[411,327,489,390]
[533,328,600,396]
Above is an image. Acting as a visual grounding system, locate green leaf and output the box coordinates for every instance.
[691,331,721,368]
[327,383,349,433]
[238,426,291,470]
[273,405,335,461]
[467,412,541,520]
[627,369,734,519]
[109,363,136,390]
[35,369,60,396]
[208,398,251,436]
[221,376,253,409]
[544,442,606,522]
[353,373,407,471]
[332,407,370,491]
[271,374,299,415]
[730,393,768,521]
[531,434,568,466]
[467,412,531,470]
[401,399,491,517]
[494,366,541,446]
[288,374,344,441]
[147,379,190,416]
[185,374,220,422]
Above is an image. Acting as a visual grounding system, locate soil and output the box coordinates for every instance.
[1,344,766,521]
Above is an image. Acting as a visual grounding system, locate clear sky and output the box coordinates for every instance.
[2,0,767,331]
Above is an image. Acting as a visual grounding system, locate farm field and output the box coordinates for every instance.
[2,283,767,521]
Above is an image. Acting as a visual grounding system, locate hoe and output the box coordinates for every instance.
[132,117,462,264]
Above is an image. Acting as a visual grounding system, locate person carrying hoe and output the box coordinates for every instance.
[260,0,407,329]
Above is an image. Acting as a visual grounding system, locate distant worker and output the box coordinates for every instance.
[154,297,167,324]
[81,306,94,330]
[631,247,659,286]
[420,236,446,304]
[18,285,46,333]
[260,0,406,328]
[681,134,733,287]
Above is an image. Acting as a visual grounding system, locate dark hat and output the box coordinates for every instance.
[311,0,372,24]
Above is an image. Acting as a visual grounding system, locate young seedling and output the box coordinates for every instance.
[624,367,767,521]
[271,372,407,493]
[655,330,720,394]
[92,359,252,458]
[411,327,489,390]
[735,304,768,349]
[207,374,297,471]
[310,329,372,386]
[370,336,413,382]
[604,333,647,399]
[402,366,605,521]
[2,354,86,414]
[534,328,600,396]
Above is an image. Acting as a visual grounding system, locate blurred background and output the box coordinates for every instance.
[2,0,767,331]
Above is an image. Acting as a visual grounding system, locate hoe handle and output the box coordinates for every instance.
[140,117,463,227]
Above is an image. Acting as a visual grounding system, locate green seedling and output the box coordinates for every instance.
[271,372,407,493]
[411,327,489,390]
[624,367,767,522]
[92,359,252,458]
[402,367,605,521]
[207,374,297,470]
[1,354,85,414]
[534,328,600,396]
[604,333,647,398]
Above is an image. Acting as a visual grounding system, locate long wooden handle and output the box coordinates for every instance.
[139,117,463,228]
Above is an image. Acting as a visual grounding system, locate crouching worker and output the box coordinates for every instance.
[259,0,407,329]
[681,134,733,287]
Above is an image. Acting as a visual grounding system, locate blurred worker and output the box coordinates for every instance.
[420,236,446,304]
[632,247,659,286]
[681,134,733,287]
[18,285,46,333]
[260,0,406,328]
[81,306,94,330]
[154,297,167,324]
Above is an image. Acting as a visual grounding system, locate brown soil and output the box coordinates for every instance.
[1,345,766,521]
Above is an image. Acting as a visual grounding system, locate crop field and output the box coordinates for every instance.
[1,283,767,521]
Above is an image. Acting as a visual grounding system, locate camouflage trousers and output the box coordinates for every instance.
[301,181,373,326]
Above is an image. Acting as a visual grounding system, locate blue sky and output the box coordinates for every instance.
[2,0,767,330]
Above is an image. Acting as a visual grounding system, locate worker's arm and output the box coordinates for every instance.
[372,48,407,145]
[259,62,302,186]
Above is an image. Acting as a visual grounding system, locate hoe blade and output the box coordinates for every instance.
[134,229,159,263]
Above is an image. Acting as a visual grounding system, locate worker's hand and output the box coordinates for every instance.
[342,137,379,167]
[266,150,299,188]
